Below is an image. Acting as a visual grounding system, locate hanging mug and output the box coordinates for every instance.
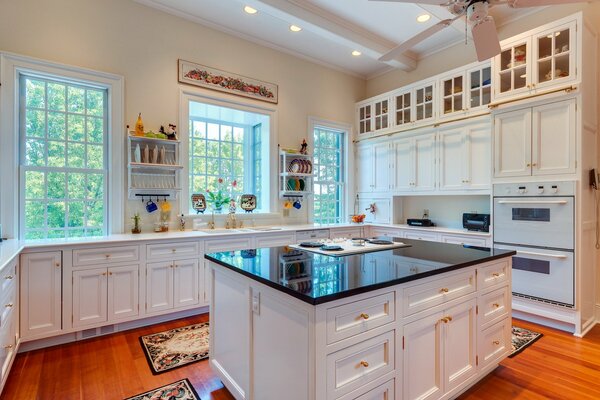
[293,200,302,209]
[146,199,158,213]
[283,200,293,209]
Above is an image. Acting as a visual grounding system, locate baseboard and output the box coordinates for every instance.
[18,306,209,353]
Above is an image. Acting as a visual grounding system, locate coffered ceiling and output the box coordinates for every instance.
[135,0,538,78]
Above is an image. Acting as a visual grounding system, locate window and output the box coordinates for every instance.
[186,99,270,213]
[19,75,108,239]
[313,125,345,224]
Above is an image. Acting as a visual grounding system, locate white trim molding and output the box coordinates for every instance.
[0,52,125,238]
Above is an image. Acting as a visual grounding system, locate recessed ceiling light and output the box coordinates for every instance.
[416,14,431,23]
[352,50,362,56]
[289,24,302,32]
[244,5,257,14]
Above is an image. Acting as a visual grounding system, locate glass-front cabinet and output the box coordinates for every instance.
[495,38,531,99]
[357,103,372,136]
[374,97,390,131]
[534,22,576,89]
[468,64,492,110]
[393,89,412,127]
[440,73,465,117]
[413,81,435,124]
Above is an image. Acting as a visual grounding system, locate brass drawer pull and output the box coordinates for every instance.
[493,303,500,308]
[359,313,370,320]
[440,288,449,294]
[4,344,13,350]
[4,275,13,280]
[105,254,110,258]
[493,340,500,345]
[359,360,369,368]
[5,303,13,308]
[440,316,453,324]
[172,249,177,253]
[492,272,501,278]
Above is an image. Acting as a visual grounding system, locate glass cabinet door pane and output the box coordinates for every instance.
[360,107,365,120]
[470,70,480,89]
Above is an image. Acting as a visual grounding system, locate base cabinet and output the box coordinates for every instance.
[146,259,199,314]
[0,259,18,391]
[20,252,62,339]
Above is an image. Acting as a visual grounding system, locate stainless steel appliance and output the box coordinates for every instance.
[493,181,575,307]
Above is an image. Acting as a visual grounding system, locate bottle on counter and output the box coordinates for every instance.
[135,113,144,136]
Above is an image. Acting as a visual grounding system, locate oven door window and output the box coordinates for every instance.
[512,208,550,222]
[513,256,550,274]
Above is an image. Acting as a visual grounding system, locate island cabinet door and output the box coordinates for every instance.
[146,261,174,313]
[403,310,444,400]
[72,268,108,328]
[443,298,477,393]
[107,265,139,321]
[173,259,199,309]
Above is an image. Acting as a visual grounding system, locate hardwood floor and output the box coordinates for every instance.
[3,316,600,399]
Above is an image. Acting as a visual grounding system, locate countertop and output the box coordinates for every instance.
[205,239,514,305]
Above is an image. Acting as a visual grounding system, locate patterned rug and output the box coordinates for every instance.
[140,322,209,374]
[124,378,200,400]
[510,326,543,357]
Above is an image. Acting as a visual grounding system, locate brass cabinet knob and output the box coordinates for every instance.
[492,272,500,278]
[532,163,538,167]
[440,288,449,294]
[359,361,369,368]
[493,303,500,308]
[101,272,107,276]
[108,272,113,276]
[172,249,177,253]
[105,254,110,258]
[55,262,61,268]
[4,344,13,349]
[493,340,500,345]
[5,303,13,308]
[4,275,13,280]
[526,163,532,167]
[359,313,370,320]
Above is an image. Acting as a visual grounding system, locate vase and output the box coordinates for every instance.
[213,205,223,214]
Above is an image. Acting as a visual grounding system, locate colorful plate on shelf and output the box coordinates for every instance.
[289,159,301,173]
[298,179,305,191]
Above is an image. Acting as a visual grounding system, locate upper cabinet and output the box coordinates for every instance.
[356,95,391,137]
[533,22,576,90]
[495,37,531,99]
[413,81,436,124]
[467,64,492,110]
[439,72,465,118]
[357,103,372,136]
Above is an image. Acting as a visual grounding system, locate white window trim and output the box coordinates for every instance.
[307,116,353,225]
[179,88,278,216]
[0,52,125,238]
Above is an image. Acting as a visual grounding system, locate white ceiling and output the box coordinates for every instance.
[136,0,535,78]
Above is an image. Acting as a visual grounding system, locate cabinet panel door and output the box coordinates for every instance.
[108,265,139,321]
[493,109,532,178]
[403,311,444,400]
[373,143,391,192]
[531,99,576,176]
[173,259,199,309]
[444,298,477,393]
[414,134,436,191]
[356,145,374,192]
[465,123,491,189]
[73,268,108,328]
[20,252,62,338]
[438,128,465,190]
[146,261,173,313]
[393,138,413,191]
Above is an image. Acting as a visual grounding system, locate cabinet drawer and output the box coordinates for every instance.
[0,261,17,295]
[326,292,395,345]
[478,260,510,292]
[479,286,510,329]
[403,269,476,316]
[205,236,253,252]
[331,227,363,239]
[348,378,394,400]
[146,241,199,260]
[255,232,296,248]
[0,284,16,330]
[0,311,16,379]
[296,229,330,241]
[440,234,488,247]
[327,330,395,399]
[479,319,511,369]
[73,245,139,266]
[369,227,402,239]
[404,231,439,242]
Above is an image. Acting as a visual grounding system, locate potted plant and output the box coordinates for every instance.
[206,178,237,213]
[131,213,141,234]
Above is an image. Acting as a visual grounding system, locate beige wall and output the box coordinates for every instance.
[0,0,366,227]
[366,3,600,98]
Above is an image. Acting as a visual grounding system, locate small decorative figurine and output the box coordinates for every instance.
[300,138,308,155]
[240,194,257,213]
[159,124,178,140]
[179,214,186,231]
[131,213,141,234]
[135,113,144,136]
[229,198,237,214]
[191,193,207,214]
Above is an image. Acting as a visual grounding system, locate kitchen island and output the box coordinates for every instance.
[205,239,515,400]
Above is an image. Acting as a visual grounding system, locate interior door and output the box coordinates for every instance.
[146,261,174,313]
[493,108,532,178]
[72,267,108,328]
[438,127,465,190]
[531,99,576,176]
[373,142,391,192]
[174,259,200,309]
[392,138,413,191]
[443,298,477,392]
[108,264,139,321]
[414,133,436,191]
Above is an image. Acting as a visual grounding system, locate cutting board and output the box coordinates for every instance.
[289,240,410,256]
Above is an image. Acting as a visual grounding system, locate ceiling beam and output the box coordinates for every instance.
[248,0,418,70]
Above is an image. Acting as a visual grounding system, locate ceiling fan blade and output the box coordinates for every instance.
[378,17,458,62]
[471,16,502,61]
[369,0,450,5]
[509,0,590,7]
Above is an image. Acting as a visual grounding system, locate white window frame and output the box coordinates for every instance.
[307,116,353,225]
[0,52,124,238]
[179,89,278,216]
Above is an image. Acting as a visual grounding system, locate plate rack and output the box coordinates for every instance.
[279,148,314,198]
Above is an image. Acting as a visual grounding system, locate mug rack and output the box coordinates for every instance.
[135,193,171,202]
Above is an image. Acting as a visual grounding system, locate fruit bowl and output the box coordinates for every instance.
[351,214,366,223]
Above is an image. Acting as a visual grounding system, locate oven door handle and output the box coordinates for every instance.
[497,200,569,205]
[515,250,568,259]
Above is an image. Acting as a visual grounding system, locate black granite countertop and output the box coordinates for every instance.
[204,239,515,305]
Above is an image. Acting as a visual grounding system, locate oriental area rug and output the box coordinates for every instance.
[124,378,200,400]
[510,326,543,357]
[140,322,209,374]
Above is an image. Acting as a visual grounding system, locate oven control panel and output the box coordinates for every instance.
[493,181,575,197]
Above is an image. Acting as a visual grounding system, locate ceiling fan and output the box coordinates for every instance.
[374,0,589,63]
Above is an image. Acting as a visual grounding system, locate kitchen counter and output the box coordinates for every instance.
[205,239,512,305]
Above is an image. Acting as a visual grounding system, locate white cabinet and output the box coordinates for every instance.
[494,99,576,178]
[356,144,374,193]
[146,259,199,314]
[414,134,436,191]
[403,298,477,400]
[72,264,139,328]
[439,122,491,191]
[393,88,412,128]
[356,96,391,136]
[392,137,413,191]
[495,37,531,99]
[533,22,577,90]
[413,81,436,125]
[439,71,466,118]
[357,103,373,136]
[0,259,19,390]
[20,252,62,339]
[467,64,492,110]
[356,142,391,192]
[374,97,391,131]
[390,132,436,192]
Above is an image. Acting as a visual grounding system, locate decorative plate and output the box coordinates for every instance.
[289,159,300,173]
[240,194,257,212]
[191,193,206,214]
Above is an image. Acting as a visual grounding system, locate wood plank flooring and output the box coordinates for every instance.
[3,315,600,399]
